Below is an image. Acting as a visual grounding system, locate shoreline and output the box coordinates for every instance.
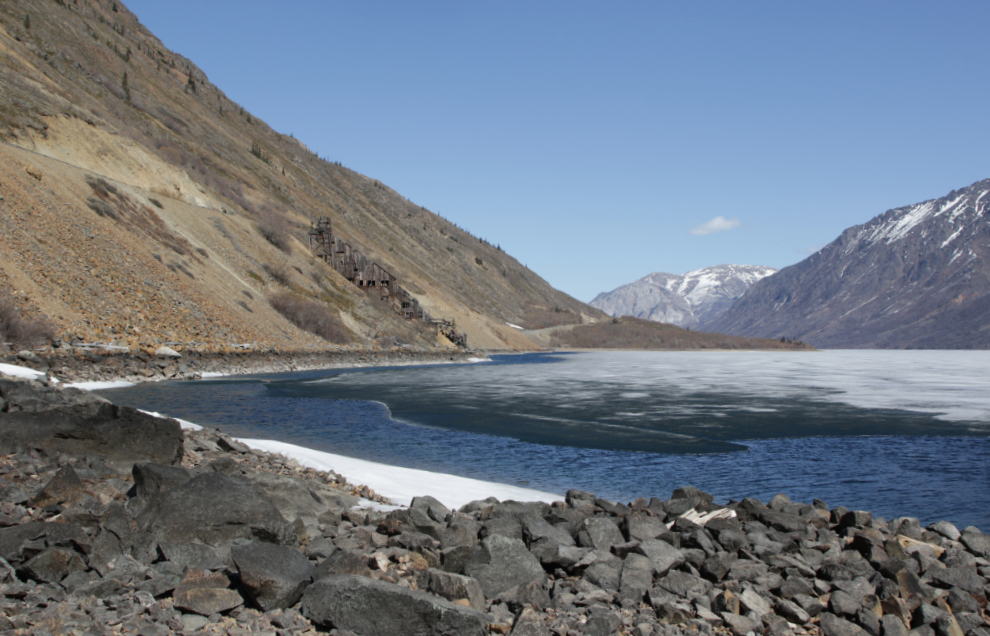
[1,368,989,636]
[1,346,495,388]
[1,358,566,511]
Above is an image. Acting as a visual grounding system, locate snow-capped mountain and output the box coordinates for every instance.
[707,178,990,348]
[589,265,777,328]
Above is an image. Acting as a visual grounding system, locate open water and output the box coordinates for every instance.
[102,350,990,529]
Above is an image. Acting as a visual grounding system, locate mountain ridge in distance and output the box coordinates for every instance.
[707,178,990,349]
[590,264,777,329]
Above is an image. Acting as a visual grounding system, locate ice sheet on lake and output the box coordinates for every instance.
[559,350,990,424]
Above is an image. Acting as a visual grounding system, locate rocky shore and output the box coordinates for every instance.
[0,376,988,636]
[1,346,479,386]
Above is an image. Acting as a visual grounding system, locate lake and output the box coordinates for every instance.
[101,350,990,529]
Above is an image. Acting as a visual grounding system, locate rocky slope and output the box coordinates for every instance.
[707,179,990,349]
[1,375,989,636]
[590,266,777,329]
[0,0,601,355]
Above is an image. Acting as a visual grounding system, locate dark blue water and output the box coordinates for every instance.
[101,351,990,530]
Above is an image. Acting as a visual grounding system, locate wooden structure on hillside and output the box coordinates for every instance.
[309,217,467,347]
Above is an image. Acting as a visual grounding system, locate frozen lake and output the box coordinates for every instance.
[103,350,990,529]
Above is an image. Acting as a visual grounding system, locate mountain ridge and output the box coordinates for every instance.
[707,178,990,348]
[590,264,776,328]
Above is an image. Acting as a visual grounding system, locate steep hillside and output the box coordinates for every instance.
[707,178,990,348]
[0,0,600,353]
[589,265,776,328]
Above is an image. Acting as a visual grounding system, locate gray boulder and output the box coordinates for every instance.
[158,542,225,571]
[0,387,183,468]
[577,518,625,552]
[231,541,314,611]
[136,473,295,547]
[464,534,546,599]
[132,462,191,498]
[821,612,868,636]
[301,574,486,636]
[427,568,486,612]
[634,538,685,576]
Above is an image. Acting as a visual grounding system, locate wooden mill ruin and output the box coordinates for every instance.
[308,217,467,347]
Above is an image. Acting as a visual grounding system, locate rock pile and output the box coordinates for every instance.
[0,376,988,636]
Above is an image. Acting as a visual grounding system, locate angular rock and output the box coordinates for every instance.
[927,522,960,542]
[933,615,965,636]
[960,530,990,559]
[173,567,242,616]
[776,598,812,624]
[313,549,373,580]
[411,495,451,520]
[21,547,86,584]
[830,590,863,617]
[582,552,623,592]
[158,542,225,571]
[132,462,191,498]
[232,541,315,611]
[577,518,624,553]
[582,607,622,635]
[510,606,551,636]
[929,567,986,593]
[301,574,486,636]
[634,538,685,576]
[442,517,481,550]
[174,587,244,616]
[655,570,711,599]
[247,471,335,521]
[0,391,184,468]
[496,580,553,613]
[739,587,772,617]
[30,465,84,508]
[721,611,760,636]
[464,534,545,599]
[136,473,294,547]
[882,615,910,636]
[701,552,737,582]
[566,490,597,508]
[619,553,654,599]
[427,568,486,612]
[822,613,869,636]
[624,513,666,543]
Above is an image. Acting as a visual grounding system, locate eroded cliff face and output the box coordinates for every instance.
[707,178,990,348]
[0,1,600,353]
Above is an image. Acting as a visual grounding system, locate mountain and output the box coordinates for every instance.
[707,178,990,348]
[589,265,777,328]
[0,1,602,353]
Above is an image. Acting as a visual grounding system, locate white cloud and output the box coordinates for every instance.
[795,243,827,255]
[690,216,741,235]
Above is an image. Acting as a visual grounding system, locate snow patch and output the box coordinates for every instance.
[139,410,203,430]
[506,323,524,330]
[65,380,136,390]
[237,438,562,509]
[941,227,964,249]
[0,363,48,380]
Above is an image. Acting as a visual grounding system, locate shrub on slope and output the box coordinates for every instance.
[268,292,351,344]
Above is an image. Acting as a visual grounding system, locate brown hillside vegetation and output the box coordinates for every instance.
[549,317,814,351]
[0,0,600,354]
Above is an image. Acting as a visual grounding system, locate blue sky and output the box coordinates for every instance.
[126,1,990,302]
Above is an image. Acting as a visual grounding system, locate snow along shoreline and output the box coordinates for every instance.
[1,361,561,510]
